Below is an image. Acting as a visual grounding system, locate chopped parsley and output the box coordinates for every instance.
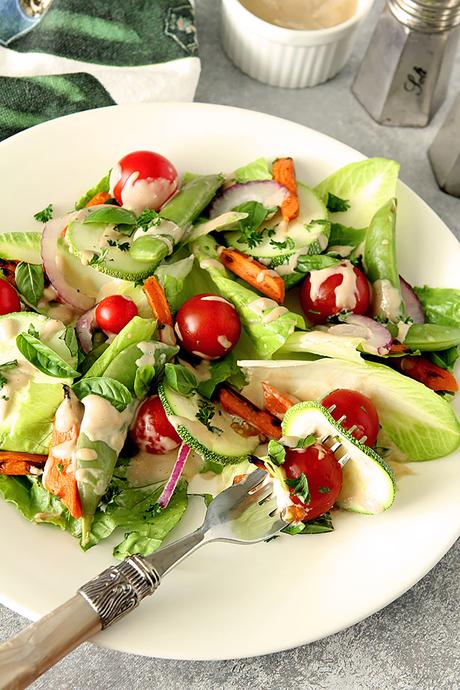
[89,249,108,266]
[28,324,39,338]
[34,204,53,223]
[319,486,331,494]
[326,193,350,213]
[196,399,223,435]
[57,464,64,473]
[286,472,310,504]
[136,209,161,231]
[0,360,18,392]
[269,237,295,251]
[118,242,130,252]
[233,201,272,249]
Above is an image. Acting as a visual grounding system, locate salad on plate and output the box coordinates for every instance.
[0,149,459,558]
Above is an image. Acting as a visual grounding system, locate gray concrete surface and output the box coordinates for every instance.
[1,1,459,688]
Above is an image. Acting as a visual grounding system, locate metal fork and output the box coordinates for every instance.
[0,469,288,690]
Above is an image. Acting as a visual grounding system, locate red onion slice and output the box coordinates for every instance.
[209,181,288,218]
[158,443,191,509]
[76,307,97,354]
[41,211,94,312]
[327,314,392,356]
[400,276,425,324]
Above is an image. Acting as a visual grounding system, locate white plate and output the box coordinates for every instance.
[0,103,459,661]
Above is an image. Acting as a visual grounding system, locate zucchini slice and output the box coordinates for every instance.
[158,383,259,465]
[282,401,395,514]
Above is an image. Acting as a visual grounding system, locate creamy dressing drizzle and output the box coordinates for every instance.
[396,321,411,343]
[248,297,288,323]
[80,395,134,452]
[200,258,224,272]
[132,220,183,251]
[201,296,230,304]
[240,0,358,30]
[372,279,402,322]
[160,324,176,346]
[135,341,168,368]
[309,262,358,311]
[217,334,232,349]
[116,170,177,215]
[75,467,106,494]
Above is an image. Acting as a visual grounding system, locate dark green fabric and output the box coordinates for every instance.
[10,0,198,66]
[0,73,115,141]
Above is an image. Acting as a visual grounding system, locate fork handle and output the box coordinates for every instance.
[0,555,161,690]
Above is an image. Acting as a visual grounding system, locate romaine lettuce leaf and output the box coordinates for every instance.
[240,358,460,461]
[193,236,304,358]
[315,158,399,229]
[196,352,247,399]
[234,158,272,183]
[74,172,110,210]
[413,287,460,328]
[155,255,194,314]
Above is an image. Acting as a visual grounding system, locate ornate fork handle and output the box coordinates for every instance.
[79,556,160,629]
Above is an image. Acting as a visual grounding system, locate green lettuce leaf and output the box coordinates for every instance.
[413,287,460,328]
[240,358,460,461]
[193,236,303,358]
[196,352,247,399]
[234,158,272,183]
[74,172,110,210]
[315,158,399,229]
[0,232,42,264]
[278,330,364,362]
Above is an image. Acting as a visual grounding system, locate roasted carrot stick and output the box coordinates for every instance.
[0,451,46,475]
[85,191,111,207]
[393,355,458,393]
[143,276,173,327]
[218,387,282,439]
[272,157,299,223]
[389,343,409,355]
[43,389,83,519]
[219,248,285,304]
[262,382,296,419]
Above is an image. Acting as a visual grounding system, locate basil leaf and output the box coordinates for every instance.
[73,377,132,412]
[16,333,79,378]
[14,262,44,306]
[430,346,459,373]
[267,439,285,466]
[295,255,340,273]
[164,363,197,396]
[60,327,78,358]
[83,207,137,226]
[134,365,156,400]
[295,435,316,449]
[197,352,246,399]
[286,472,310,504]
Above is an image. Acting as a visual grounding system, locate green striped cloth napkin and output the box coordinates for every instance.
[0,0,200,141]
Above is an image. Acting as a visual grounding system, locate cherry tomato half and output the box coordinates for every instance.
[109,150,178,213]
[321,388,380,447]
[95,295,138,334]
[284,444,343,521]
[0,279,20,315]
[130,395,181,455]
[299,261,370,325]
[174,293,241,360]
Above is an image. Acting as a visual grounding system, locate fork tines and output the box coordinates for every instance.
[318,433,351,467]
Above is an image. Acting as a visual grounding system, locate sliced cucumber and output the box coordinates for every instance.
[282,401,395,514]
[66,221,157,280]
[0,232,42,264]
[224,184,329,263]
[57,237,113,298]
[158,383,259,465]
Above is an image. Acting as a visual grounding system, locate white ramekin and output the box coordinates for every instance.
[221,0,374,88]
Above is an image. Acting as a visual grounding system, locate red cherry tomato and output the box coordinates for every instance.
[299,261,370,325]
[174,293,241,360]
[95,295,138,334]
[130,395,181,455]
[109,150,178,213]
[284,444,343,521]
[321,388,380,447]
[0,279,20,315]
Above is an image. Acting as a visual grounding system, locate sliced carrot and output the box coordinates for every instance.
[219,248,285,304]
[389,343,409,355]
[394,356,458,393]
[0,451,46,475]
[0,259,18,288]
[143,276,173,327]
[262,382,297,419]
[43,389,83,519]
[84,191,111,208]
[272,157,299,223]
[218,387,282,439]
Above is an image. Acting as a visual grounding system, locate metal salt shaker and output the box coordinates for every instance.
[352,0,460,127]
[429,92,460,195]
